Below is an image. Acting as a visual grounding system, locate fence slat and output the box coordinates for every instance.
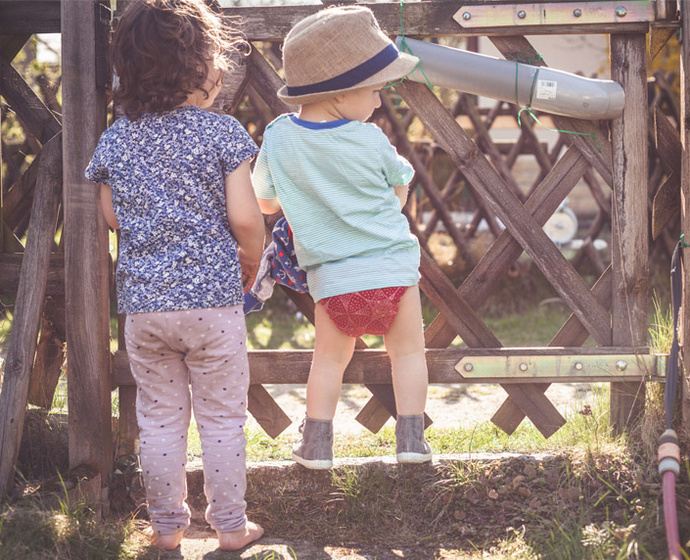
[0,134,62,496]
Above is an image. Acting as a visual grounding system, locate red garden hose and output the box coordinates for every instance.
[659,240,684,560]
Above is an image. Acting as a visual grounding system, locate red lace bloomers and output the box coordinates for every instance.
[320,286,408,337]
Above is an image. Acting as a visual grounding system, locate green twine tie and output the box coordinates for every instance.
[383,0,433,90]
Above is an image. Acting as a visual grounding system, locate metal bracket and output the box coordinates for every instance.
[454,1,655,28]
[456,353,665,380]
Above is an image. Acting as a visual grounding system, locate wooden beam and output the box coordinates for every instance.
[0,1,61,34]
[397,80,612,346]
[651,106,682,239]
[0,59,61,143]
[0,253,64,297]
[680,7,690,435]
[0,36,31,63]
[0,134,62,497]
[222,2,650,42]
[113,347,662,387]
[424,145,592,347]
[609,33,649,433]
[62,0,112,504]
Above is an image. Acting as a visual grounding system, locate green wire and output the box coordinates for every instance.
[383,0,433,90]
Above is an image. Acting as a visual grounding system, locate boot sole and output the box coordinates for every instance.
[396,452,432,463]
[292,452,333,470]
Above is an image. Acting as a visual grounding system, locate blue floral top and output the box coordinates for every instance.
[84,106,258,314]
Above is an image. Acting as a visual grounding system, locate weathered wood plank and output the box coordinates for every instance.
[419,249,566,437]
[28,313,64,409]
[0,133,62,496]
[0,35,31,63]
[113,347,661,387]
[0,253,64,296]
[222,3,649,42]
[398,80,611,345]
[0,2,61,34]
[0,59,61,144]
[62,0,112,500]
[247,385,292,439]
[681,3,690,435]
[425,145,592,348]
[247,45,297,116]
[609,34,649,433]
[3,151,40,229]
[651,106,682,239]
[492,266,613,433]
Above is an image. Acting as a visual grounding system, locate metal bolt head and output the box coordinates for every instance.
[615,6,628,17]
[464,362,474,372]
[519,362,528,371]
[517,9,527,19]
[462,11,472,20]
[574,362,583,371]
[616,360,628,371]
[573,8,582,17]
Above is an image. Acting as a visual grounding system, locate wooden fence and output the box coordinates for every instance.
[0,0,683,503]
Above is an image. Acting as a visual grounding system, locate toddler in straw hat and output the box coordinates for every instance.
[253,5,432,469]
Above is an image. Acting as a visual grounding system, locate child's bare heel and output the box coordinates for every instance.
[217,521,264,551]
[148,528,184,551]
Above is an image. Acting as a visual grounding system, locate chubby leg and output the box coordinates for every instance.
[384,285,432,463]
[293,303,356,469]
[384,285,428,415]
[306,303,356,420]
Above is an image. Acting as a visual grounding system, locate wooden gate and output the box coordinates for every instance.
[0,0,682,498]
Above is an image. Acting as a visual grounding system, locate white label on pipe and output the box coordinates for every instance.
[536,80,558,100]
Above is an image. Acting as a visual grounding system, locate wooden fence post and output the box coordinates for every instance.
[680,8,690,435]
[61,0,112,505]
[609,33,649,433]
[0,134,62,496]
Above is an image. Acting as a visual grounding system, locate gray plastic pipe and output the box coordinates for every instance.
[395,37,625,120]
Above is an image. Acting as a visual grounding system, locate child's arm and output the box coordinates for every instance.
[100,185,119,229]
[225,159,265,272]
[394,184,409,209]
[257,197,282,215]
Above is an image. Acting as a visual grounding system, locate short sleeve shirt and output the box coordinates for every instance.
[84,105,258,314]
[252,114,419,302]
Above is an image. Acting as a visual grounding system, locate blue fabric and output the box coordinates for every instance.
[243,217,307,314]
[271,218,308,292]
[285,44,398,96]
[85,105,258,314]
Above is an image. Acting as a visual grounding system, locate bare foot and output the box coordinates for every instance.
[148,528,184,551]
[217,521,264,551]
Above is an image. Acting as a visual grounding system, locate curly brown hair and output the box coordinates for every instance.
[112,0,245,120]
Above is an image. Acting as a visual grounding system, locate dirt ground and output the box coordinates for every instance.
[143,382,597,560]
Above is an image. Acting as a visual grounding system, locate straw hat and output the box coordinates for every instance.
[277,5,419,105]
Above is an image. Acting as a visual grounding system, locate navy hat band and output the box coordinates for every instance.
[285,44,398,97]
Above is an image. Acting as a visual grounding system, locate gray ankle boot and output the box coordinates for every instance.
[395,414,432,464]
[292,417,334,469]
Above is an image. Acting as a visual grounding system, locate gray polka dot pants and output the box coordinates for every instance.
[125,306,249,535]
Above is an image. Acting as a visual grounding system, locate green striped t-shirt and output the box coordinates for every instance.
[252,114,420,302]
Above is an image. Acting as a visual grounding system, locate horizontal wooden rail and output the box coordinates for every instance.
[1,1,657,38]
[0,253,64,296]
[113,347,665,388]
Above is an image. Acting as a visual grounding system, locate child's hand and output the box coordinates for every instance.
[239,248,260,294]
